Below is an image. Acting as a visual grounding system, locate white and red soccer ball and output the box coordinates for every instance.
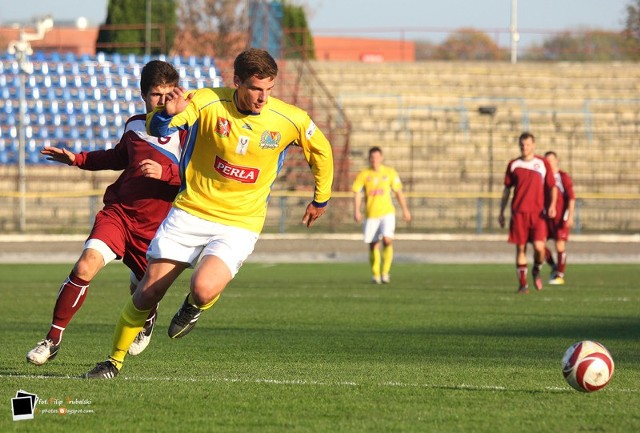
[562,340,614,392]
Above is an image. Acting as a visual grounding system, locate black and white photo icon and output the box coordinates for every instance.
[11,390,39,421]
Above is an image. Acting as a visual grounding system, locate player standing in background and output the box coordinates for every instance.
[498,132,557,294]
[26,61,185,365]
[543,151,576,285]
[83,48,334,379]
[352,146,411,284]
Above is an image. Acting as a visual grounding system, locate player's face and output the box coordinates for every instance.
[234,75,275,114]
[142,84,175,113]
[519,137,535,160]
[369,150,383,170]
[545,154,559,172]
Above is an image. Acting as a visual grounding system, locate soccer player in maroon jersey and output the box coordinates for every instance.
[498,132,557,294]
[543,151,576,285]
[26,60,186,365]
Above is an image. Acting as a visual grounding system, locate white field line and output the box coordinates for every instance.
[2,373,638,393]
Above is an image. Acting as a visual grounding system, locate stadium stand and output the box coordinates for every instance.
[0,54,638,233]
[0,52,222,164]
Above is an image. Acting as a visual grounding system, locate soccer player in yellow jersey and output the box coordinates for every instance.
[84,48,334,379]
[352,147,411,284]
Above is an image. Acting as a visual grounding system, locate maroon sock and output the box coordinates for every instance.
[557,251,567,276]
[544,247,555,267]
[533,261,543,276]
[516,265,528,287]
[46,273,90,345]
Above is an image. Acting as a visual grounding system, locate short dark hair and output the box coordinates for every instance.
[140,60,180,96]
[544,150,557,158]
[234,48,278,82]
[368,146,383,156]
[519,132,535,143]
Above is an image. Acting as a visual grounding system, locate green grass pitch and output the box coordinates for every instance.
[1,262,639,432]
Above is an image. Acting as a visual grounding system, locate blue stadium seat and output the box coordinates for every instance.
[2,100,13,114]
[0,138,9,163]
[122,88,134,101]
[71,139,83,153]
[35,113,46,126]
[30,87,41,101]
[107,87,118,101]
[32,99,44,114]
[0,53,222,161]
[26,139,39,163]
[98,128,110,140]
[36,126,49,139]
[66,114,77,127]
[113,114,124,128]
[52,127,65,140]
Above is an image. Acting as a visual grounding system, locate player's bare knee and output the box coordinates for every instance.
[73,252,103,280]
[190,282,224,306]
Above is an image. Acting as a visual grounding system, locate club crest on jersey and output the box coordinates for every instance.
[259,130,281,149]
[214,156,259,183]
[215,117,231,138]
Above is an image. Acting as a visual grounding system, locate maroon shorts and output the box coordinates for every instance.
[87,207,151,281]
[508,212,548,245]
[547,218,570,241]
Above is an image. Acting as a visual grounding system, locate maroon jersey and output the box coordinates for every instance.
[547,170,575,223]
[504,155,555,214]
[72,114,185,240]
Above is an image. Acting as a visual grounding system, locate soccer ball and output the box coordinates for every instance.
[562,340,614,392]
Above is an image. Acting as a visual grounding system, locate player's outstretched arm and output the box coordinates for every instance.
[302,202,327,228]
[41,146,75,165]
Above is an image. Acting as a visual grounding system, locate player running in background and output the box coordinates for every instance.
[83,48,334,379]
[26,60,185,365]
[543,151,576,285]
[498,132,557,294]
[352,146,411,284]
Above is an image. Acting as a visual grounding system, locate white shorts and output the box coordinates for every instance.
[147,208,259,277]
[363,213,396,244]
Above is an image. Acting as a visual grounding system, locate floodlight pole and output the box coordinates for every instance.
[17,47,27,232]
[145,0,152,55]
[7,17,53,232]
[510,0,519,64]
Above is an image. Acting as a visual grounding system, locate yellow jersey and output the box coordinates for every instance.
[352,165,402,218]
[147,87,333,233]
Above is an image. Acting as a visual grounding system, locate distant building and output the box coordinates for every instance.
[313,36,415,62]
[0,23,414,62]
